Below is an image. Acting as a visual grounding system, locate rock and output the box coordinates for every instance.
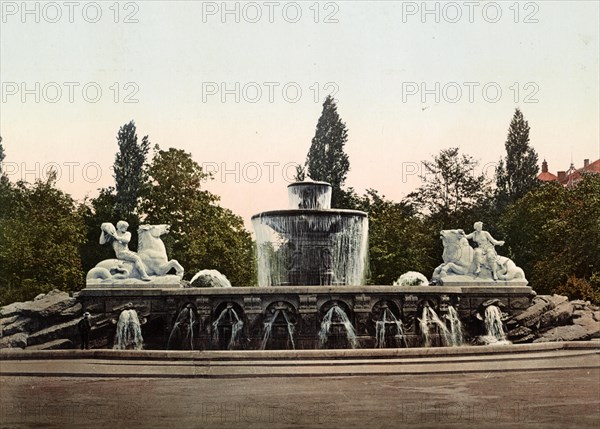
[59,302,83,318]
[539,301,574,329]
[26,318,80,347]
[393,271,429,286]
[534,325,593,342]
[0,289,76,319]
[513,295,555,328]
[190,270,232,288]
[507,326,533,339]
[572,314,600,338]
[27,339,74,350]
[593,311,600,322]
[0,333,28,348]
[0,316,38,337]
[548,294,569,306]
[512,334,537,343]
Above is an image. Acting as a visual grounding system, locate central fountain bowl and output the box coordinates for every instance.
[252,181,368,286]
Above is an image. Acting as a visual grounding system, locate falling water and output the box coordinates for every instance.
[260,310,296,350]
[253,213,369,286]
[445,305,465,346]
[419,306,453,347]
[375,308,407,348]
[212,306,244,350]
[482,305,510,344]
[113,309,144,350]
[318,305,359,349]
[167,306,196,350]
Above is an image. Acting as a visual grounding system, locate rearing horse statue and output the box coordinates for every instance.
[86,223,184,283]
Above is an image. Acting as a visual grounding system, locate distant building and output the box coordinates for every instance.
[537,158,599,188]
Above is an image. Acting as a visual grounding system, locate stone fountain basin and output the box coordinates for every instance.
[79,285,534,349]
[251,209,367,235]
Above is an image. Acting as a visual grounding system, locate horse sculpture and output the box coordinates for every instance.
[86,224,184,284]
[432,229,526,282]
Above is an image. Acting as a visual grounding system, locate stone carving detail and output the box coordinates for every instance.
[86,223,184,286]
[243,297,262,313]
[432,223,527,285]
[299,295,317,313]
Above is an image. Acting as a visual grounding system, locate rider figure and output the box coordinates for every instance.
[465,221,505,280]
[110,221,152,281]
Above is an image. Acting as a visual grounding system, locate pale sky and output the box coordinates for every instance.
[1,1,598,227]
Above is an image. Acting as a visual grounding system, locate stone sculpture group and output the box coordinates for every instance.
[432,222,526,284]
[86,222,184,285]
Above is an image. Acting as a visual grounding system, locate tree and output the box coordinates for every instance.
[141,147,255,285]
[0,172,86,305]
[406,147,491,226]
[500,174,600,297]
[0,136,5,165]
[496,108,539,205]
[303,96,350,207]
[113,121,150,217]
[356,190,436,284]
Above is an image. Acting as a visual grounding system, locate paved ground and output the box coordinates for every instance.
[1,344,599,428]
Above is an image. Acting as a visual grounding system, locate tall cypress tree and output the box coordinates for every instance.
[113,121,150,216]
[304,96,350,207]
[0,136,5,169]
[496,108,539,205]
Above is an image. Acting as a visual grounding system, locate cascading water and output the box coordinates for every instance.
[260,309,296,350]
[113,309,144,350]
[252,181,368,286]
[375,306,407,348]
[419,305,453,347]
[445,305,465,346]
[319,304,358,349]
[167,305,197,350]
[482,305,510,344]
[212,306,244,350]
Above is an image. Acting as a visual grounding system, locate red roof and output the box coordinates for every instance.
[537,171,558,182]
[560,158,600,186]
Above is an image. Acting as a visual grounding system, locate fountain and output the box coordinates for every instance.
[446,305,465,346]
[252,181,368,286]
[212,303,244,350]
[318,302,359,349]
[373,301,407,348]
[260,302,296,350]
[167,304,198,350]
[79,182,535,350]
[419,301,453,347]
[482,305,511,345]
[113,305,144,350]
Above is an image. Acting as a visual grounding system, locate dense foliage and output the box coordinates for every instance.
[301,96,350,207]
[1,107,598,304]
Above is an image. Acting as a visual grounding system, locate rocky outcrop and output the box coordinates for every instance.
[507,295,600,343]
[0,290,83,350]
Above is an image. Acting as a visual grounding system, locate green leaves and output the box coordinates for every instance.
[496,108,539,206]
[0,175,86,305]
[304,95,351,208]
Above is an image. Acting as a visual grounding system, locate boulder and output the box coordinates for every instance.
[0,289,76,319]
[533,325,593,342]
[539,301,574,330]
[190,270,232,288]
[0,333,28,348]
[513,296,555,328]
[0,316,38,337]
[26,318,80,347]
[572,313,600,338]
[507,326,533,339]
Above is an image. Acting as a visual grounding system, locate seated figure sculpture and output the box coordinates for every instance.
[431,223,526,284]
[86,222,184,285]
[464,221,504,280]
